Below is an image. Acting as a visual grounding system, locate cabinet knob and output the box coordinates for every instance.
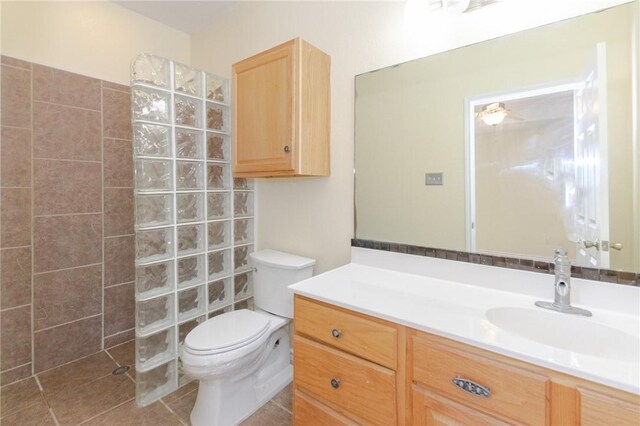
[284,145,290,153]
[331,328,341,338]
[330,378,340,389]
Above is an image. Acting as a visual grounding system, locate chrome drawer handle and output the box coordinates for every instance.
[452,377,491,398]
[332,328,341,338]
[330,378,340,389]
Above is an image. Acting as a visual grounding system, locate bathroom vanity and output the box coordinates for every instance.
[290,248,640,425]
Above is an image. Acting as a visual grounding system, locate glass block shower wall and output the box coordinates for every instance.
[131,54,255,406]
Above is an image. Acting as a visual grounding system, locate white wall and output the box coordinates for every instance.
[191,0,629,274]
[0,1,190,85]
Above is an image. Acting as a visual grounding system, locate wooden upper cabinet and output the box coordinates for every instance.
[232,38,330,177]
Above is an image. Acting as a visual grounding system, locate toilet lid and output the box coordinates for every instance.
[184,309,270,354]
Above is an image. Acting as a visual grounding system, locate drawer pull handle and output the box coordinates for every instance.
[330,378,340,389]
[331,329,341,338]
[452,377,491,398]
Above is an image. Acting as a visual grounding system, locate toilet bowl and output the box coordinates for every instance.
[180,249,315,425]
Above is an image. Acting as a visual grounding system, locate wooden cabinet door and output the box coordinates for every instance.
[233,40,296,174]
[412,385,512,426]
[579,387,640,426]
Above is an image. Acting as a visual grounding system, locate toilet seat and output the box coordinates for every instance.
[184,309,270,355]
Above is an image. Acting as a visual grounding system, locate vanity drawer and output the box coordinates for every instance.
[294,336,397,426]
[412,332,549,425]
[294,390,358,426]
[294,295,397,369]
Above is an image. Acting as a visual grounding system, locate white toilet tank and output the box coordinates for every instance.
[249,249,315,319]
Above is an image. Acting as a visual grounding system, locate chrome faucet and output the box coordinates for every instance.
[535,249,592,317]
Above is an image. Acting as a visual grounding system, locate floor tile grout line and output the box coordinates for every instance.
[0,303,31,313]
[49,406,61,426]
[33,375,44,392]
[270,399,292,414]
[103,348,122,367]
[0,367,33,388]
[0,361,31,376]
[75,396,136,426]
[103,329,135,344]
[159,398,189,426]
[31,350,116,377]
[33,313,102,333]
[0,379,47,419]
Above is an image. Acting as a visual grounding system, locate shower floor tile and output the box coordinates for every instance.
[0,344,293,426]
[84,400,181,426]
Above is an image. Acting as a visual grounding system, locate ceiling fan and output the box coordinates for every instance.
[475,102,524,126]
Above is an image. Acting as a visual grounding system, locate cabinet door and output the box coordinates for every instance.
[579,387,640,426]
[294,390,358,426]
[233,40,296,174]
[412,385,512,426]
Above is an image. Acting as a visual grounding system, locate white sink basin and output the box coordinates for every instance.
[486,307,640,362]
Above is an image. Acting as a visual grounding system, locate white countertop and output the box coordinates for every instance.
[289,248,640,394]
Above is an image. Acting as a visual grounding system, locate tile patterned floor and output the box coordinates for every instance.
[0,341,292,426]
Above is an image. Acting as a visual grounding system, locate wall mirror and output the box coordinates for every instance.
[355,1,639,272]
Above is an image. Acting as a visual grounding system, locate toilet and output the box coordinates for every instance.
[180,249,315,426]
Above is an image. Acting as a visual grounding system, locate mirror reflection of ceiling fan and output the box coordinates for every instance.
[475,102,525,126]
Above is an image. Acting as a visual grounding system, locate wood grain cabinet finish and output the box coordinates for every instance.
[232,38,330,177]
[579,387,640,426]
[294,390,358,426]
[412,332,549,425]
[293,295,406,425]
[292,296,640,425]
[294,296,398,369]
[412,384,512,426]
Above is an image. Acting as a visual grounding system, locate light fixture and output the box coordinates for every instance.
[478,102,508,126]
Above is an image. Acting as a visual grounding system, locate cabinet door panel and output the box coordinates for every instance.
[234,43,295,173]
[412,385,513,426]
[579,387,640,426]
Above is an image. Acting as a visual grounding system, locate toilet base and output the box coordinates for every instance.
[189,327,292,426]
[190,365,292,426]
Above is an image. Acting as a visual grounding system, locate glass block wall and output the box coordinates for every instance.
[131,54,255,406]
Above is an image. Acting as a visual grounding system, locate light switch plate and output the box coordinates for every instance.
[425,172,443,186]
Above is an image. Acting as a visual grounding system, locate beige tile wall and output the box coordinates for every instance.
[0,56,135,385]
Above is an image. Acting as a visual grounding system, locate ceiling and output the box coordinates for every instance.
[112,1,237,34]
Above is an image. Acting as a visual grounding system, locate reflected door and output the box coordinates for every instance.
[573,43,610,269]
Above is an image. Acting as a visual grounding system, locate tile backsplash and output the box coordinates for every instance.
[0,56,136,385]
[351,239,639,287]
